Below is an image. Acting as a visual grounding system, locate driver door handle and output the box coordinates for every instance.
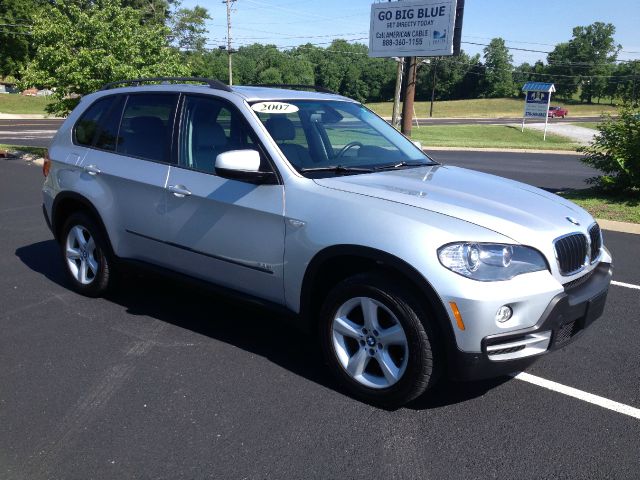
[168,184,192,198]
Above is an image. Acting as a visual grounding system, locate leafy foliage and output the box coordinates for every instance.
[579,106,640,192]
[416,53,483,101]
[546,23,620,102]
[20,0,188,115]
[169,6,210,52]
[481,38,515,98]
[0,0,38,77]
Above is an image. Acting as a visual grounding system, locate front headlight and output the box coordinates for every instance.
[438,242,548,281]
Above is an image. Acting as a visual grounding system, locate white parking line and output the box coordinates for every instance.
[612,280,640,290]
[513,372,640,420]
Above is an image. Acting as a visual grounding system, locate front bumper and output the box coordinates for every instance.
[449,261,613,381]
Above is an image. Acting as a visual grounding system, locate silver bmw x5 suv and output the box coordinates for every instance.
[42,78,612,407]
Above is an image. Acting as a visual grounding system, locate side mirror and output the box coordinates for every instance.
[215,150,276,184]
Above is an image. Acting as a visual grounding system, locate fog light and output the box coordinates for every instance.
[496,305,513,323]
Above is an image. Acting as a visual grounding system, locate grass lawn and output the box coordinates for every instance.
[410,124,580,151]
[0,144,47,157]
[0,94,54,115]
[560,189,640,224]
[366,98,617,119]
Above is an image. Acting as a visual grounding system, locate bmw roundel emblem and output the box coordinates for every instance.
[566,216,580,226]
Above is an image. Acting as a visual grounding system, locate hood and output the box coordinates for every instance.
[313,165,593,244]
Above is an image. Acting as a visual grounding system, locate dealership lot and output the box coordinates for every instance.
[1,158,638,479]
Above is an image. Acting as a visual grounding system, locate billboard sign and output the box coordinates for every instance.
[524,91,550,118]
[369,0,458,58]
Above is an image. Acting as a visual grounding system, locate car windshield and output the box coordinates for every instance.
[251,100,436,176]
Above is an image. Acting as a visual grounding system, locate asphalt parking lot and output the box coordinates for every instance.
[1,158,639,479]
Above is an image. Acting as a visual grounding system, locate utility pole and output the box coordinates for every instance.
[429,58,438,118]
[401,56,417,137]
[225,0,236,85]
[391,58,404,129]
[632,60,638,107]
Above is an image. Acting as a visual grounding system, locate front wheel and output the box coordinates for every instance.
[60,212,112,297]
[319,273,438,408]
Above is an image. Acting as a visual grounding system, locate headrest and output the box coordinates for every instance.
[130,116,165,135]
[194,120,227,148]
[265,116,296,142]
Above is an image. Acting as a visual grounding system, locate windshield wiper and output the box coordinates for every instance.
[373,161,432,171]
[299,165,374,174]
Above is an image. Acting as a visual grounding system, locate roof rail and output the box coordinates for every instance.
[252,84,337,95]
[101,77,232,92]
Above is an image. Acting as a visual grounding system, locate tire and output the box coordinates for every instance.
[60,211,112,297]
[319,273,439,408]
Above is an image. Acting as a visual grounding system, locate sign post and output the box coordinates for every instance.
[521,82,556,141]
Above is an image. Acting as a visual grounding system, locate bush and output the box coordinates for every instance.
[579,106,640,192]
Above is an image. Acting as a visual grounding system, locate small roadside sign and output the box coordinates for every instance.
[521,82,555,141]
[524,91,550,119]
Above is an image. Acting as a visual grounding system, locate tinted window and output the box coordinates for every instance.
[94,95,125,151]
[178,95,261,174]
[74,96,116,146]
[116,94,178,163]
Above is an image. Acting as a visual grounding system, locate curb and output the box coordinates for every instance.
[597,219,640,235]
[424,146,582,155]
[0,113,64,120]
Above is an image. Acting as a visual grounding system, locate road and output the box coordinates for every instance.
[426,150,598,192]
[1,157,639,479]
[0,116,601,148]
[0,118,62,147]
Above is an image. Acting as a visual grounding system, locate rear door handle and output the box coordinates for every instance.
[84,164,101,176]
[168,184,192,198]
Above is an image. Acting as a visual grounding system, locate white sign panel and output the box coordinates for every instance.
[369,0,457,58]
[524,91,550,118]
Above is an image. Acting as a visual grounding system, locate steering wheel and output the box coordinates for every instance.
[335,141,363,158]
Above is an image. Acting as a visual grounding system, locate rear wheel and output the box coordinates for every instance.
[60,212,112,297]
[319,273,438,408]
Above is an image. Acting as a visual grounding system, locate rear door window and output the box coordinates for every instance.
[116,94,178,163]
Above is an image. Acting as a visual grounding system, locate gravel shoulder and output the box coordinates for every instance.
[524,122,597,145]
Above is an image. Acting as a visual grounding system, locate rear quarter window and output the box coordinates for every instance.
[74,96,117,147]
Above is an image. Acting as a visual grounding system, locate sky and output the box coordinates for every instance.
[182,0,640,64]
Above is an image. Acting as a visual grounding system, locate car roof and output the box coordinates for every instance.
[232,86,354,103]
[90,83,355,103]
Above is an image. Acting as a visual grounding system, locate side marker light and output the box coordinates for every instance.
[449,302,465,331]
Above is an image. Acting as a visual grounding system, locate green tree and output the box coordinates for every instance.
[546,42,580,99]
[579,106,640,192]
[0,0,40,78]
[21,0,187,115]
[547,22,620,103]
[169,6,210,52]
[481,38,515,98]
[120,0,177,25]
[417,52,482,101]
[513,61,549,86]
